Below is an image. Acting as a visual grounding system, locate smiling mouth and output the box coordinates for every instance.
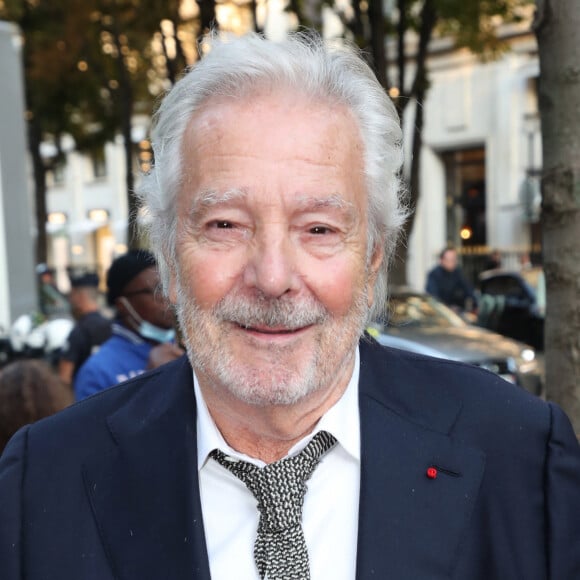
[236,323,308,335]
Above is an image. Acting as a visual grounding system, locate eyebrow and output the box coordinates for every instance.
[294,194,359,229]
[187,188,248,219]
[294,193,355,214]
[187,189,357,222]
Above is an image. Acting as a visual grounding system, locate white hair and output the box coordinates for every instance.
[138,31,408,321]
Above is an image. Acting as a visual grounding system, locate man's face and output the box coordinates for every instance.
[170,92,381,407]
[120,267,174,330]
[440,249,458,272]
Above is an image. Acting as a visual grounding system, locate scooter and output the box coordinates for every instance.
[0,313,73,369]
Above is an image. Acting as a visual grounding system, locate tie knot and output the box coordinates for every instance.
[210,431,337,532]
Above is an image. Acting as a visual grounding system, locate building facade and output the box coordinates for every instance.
[406,21,542,290]
[44,21,542,294]
[44,126,151,292]
[0,21,37,330]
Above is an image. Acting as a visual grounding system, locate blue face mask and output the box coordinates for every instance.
[137,320,176,344]
[119,297,175,344]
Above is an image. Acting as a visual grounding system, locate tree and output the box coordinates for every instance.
[313,0,532,284]
[533,0,580,432]
[0,0,78,263]
[0,0,148,264]
[0,0,208,254]
[68,0,182,248]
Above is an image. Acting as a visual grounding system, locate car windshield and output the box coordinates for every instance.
[386,294,467,329]
[519,268,543,294]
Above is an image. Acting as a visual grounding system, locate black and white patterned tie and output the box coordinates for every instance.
[210,430,337,580]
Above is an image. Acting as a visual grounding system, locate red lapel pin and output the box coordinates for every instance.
[426,466,438,479]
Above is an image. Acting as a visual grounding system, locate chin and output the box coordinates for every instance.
[226,371,319,407]
[192,345,320,407]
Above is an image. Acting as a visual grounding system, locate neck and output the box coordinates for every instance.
[197,355,354,463]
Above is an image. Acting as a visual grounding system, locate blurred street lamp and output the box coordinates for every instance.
[460,226,473,241]
[48,212,67,225]
[88,209,109,224]
[138,139,153,174]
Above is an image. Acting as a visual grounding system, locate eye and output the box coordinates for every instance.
[309,225,333,235]
[213,220,234,229]
[201,217,250,244]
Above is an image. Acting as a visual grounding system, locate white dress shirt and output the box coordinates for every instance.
[196,348,361,580]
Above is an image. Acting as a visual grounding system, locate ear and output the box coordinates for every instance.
[114,296,134,329]
[366,242,384,307]
[115,296,129,317]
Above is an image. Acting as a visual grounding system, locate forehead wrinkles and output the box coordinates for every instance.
[183,92,362,162]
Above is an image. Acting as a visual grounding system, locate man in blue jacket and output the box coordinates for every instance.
[74,250,181,400]
[426,247,477,311]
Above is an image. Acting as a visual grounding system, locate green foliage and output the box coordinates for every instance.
[0,0,206,255]
[0,0,201,158]
[435,0,534,58]
[1,1,113,156]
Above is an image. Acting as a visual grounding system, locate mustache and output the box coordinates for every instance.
[213,292,329,329]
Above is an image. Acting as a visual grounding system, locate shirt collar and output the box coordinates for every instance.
[195,347,361,469]
[111,322,146,345]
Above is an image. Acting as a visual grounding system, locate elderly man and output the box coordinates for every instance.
[1,32,579,580]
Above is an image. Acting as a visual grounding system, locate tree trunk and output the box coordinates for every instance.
[249,0,263,33]
[534,0,580,433]
[161,14,188,85]
[390,81,427,286]
[368,0,388,88]
[198,0,217,44]
[28,118,47,266]
[111,26,138,248]
[390,0,437,286]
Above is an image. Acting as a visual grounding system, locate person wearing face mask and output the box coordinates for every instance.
[73,250,183,401]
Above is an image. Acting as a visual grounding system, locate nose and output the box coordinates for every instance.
[243,232,298,298]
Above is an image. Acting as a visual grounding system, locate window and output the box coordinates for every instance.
[91,148,107,179]
[442,147,486,248]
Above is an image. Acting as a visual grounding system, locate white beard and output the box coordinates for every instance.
[175,281,369,407]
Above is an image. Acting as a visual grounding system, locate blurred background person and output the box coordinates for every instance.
[36,264,70,319]
[0,359,73,454]
[482,248,502,272]
[58,273,112,387]
[520,252,533,270]
[74,250,183,401]
[426,247,477,312]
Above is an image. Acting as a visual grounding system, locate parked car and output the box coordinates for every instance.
[477,268,544,350]
[369,290,543,395]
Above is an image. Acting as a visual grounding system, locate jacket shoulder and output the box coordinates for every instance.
[359,338,551,446]
[26,356,192,458]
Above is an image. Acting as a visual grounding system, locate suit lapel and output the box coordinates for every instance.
[82,357,211,580]
[356,341,485,580]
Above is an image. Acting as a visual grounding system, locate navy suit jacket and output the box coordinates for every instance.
[1,339,579,579]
